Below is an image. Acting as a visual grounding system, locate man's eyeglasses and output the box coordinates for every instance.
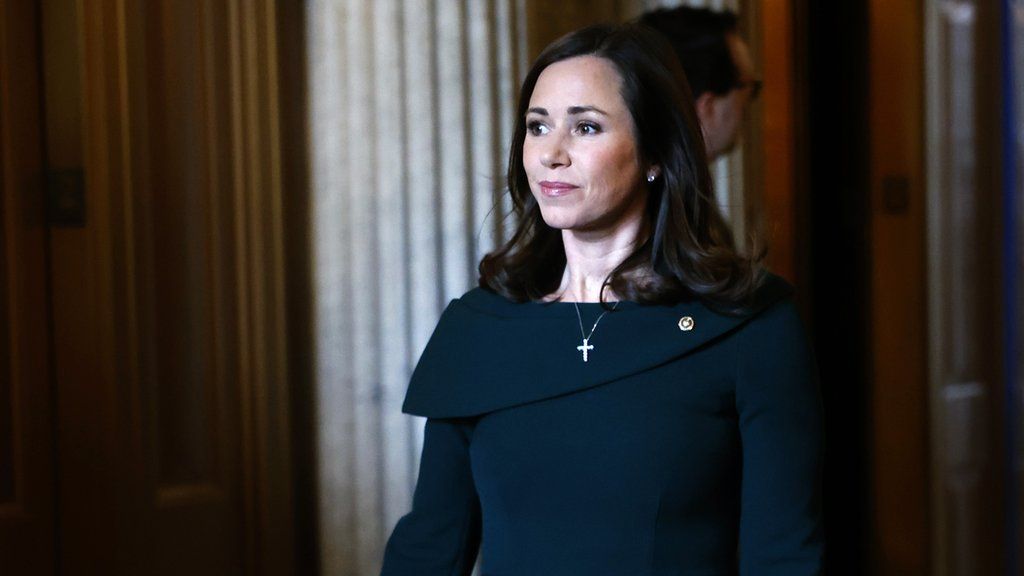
[735,79,763,101]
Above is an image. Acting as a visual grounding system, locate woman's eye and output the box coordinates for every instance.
[526,120,549,136]
[576,121,601,135]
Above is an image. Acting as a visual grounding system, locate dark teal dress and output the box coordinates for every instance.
[380,274,824,575]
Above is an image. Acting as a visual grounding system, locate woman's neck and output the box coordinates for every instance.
[546,214,648,303]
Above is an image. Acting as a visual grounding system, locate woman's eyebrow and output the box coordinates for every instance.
[567,105,608,116]
[526,105,609,116]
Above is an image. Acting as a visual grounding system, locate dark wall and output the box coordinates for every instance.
[799,0,872,574]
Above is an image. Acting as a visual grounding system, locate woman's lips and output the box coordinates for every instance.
[539,181,579,197]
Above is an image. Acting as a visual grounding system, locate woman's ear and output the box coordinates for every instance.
[646,165,661,182]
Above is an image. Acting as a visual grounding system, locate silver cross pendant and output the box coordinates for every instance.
[577,338,594,362]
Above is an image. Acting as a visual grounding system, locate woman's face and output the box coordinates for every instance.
[523,55,651,233]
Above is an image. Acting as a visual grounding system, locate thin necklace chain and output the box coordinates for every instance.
[573,300,620,362]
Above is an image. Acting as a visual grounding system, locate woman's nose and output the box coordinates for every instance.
[539,133,570,168]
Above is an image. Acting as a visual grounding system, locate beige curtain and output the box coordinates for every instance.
[308,1,525,573]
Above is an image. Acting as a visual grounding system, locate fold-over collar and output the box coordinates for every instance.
[402,274,793,418]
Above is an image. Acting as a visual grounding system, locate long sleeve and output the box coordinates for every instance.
[734,296,825,575]
[380,417,482,576]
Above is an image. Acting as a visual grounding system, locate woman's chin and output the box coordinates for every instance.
[538,213,578,231]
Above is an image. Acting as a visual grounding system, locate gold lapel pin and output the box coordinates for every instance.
[678,316,694,331]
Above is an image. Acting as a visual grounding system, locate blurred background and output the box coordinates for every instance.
[0,0,1020,574]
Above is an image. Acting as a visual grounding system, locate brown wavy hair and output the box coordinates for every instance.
[478,22,766,312]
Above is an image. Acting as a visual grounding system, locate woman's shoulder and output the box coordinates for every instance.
[457,285,502,304]
[449,285,522,317]
[731,272,811,355]
[677,270,794,322]
[753,271,795,301]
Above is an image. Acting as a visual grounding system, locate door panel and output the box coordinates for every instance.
[127,2,242,571]
[35,0,294,574]
[0,0,55,574]
[867,0,929,573]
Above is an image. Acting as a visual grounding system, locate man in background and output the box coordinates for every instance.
[639,6,760,160]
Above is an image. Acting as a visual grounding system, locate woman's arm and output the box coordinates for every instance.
[380,417,481,576]
[735,296,825,575]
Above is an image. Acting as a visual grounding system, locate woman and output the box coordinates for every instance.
[380,22,824,575]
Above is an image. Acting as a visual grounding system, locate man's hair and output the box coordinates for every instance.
[637,7,740,98]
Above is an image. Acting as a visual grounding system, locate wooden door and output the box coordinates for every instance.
[867,0,930,573]
[1,1,297,574]
[0,0,56,573]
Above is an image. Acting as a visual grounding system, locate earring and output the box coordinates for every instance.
[647,173,656,183]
